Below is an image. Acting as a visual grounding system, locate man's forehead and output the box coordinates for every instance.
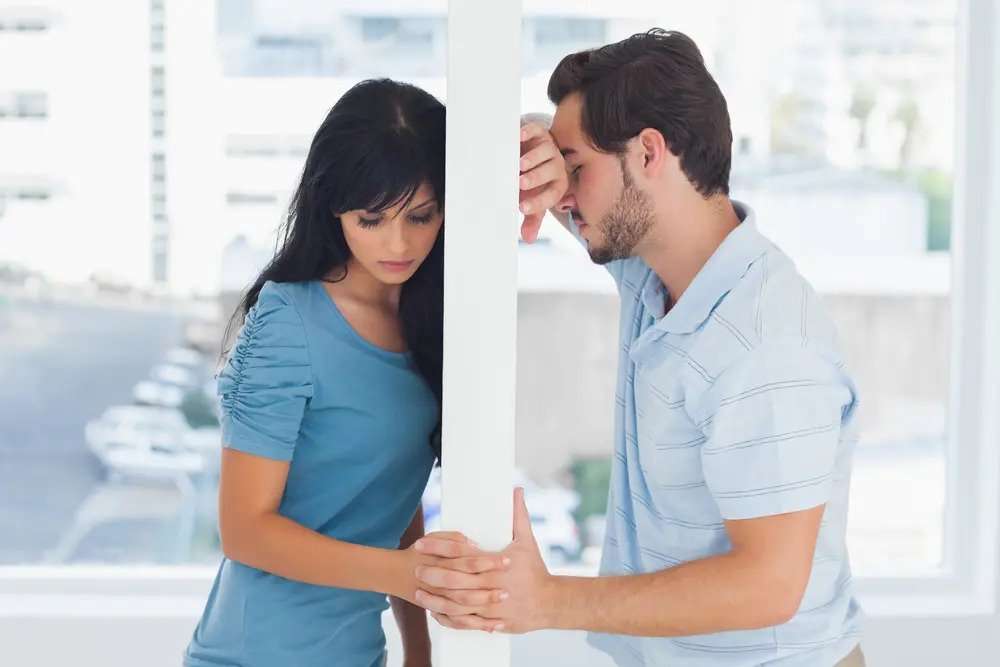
[551,94,584,154]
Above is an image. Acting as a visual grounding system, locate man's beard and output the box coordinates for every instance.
[588,161,655,265]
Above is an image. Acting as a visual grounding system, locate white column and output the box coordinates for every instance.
[440,1,521,666]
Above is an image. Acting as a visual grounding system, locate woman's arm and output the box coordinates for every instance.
[392,504,432,666]
[218,449,499,607]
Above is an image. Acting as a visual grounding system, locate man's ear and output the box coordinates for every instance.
[636,128,669,177]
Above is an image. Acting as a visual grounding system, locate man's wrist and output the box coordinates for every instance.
[542,574,583,630]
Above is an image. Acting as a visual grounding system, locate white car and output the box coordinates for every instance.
[132,379,186,408]
[150,363,200,389]
[164,347,206,369]
[84,406,202,477]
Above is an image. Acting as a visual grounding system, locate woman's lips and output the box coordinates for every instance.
[378,260,415,272]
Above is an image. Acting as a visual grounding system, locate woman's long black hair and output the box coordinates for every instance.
[224,79,445,459]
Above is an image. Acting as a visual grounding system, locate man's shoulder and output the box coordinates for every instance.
[716,242,841,352]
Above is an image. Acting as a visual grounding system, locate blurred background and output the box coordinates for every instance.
[0,0,980,665]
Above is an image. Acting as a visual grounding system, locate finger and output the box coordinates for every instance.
[414,590,479,616]
[520,122,549,144]
[513,487,534,542]
[414,538,483,558]
[519,158,565,192]
[430,611,460,630]
[432,612,503,633]
[520,212,544,243]
[520,182,565,217]
[519,142,558,174]
[448,555,510,574]
[442,588,509,607]
[422,531,474,543]
[415,565,497,590]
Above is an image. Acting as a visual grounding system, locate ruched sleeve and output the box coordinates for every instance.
[217,281,314,461]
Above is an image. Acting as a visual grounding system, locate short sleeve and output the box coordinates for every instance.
[696,342,856,520]
[217,281,314,461]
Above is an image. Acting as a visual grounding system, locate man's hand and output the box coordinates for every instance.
[414,488,556,634]
[519,122,568,243]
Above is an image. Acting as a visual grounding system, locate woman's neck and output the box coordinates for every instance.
[330,258,401,312]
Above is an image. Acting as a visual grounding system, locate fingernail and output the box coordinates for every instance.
[495,624,505,632]
[414,540,425,551]
[499,591,509,601]
[502,557,511,567]
[519,176,529,188]
[522,203,532,213]
[415,590,424,600]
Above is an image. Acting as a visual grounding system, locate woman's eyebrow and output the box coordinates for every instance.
[408,198,436,212]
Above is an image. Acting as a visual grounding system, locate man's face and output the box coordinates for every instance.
[550,93,654,264]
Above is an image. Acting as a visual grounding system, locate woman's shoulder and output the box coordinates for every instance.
[240,280,314,352]
[256,279,312,310]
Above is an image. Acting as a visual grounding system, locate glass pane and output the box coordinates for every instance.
[0,0,955,594]
[515,0,956,587]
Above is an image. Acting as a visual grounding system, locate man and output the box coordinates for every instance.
[412,29,865,666]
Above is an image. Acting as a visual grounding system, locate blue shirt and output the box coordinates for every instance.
[185,280,438,667]
[576,203,864,666]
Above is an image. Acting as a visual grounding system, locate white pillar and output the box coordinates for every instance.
[440,1,521,665]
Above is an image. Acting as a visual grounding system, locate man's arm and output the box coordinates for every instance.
[545,507,823,636]
[413,345,852,635]
[412,489,823,635]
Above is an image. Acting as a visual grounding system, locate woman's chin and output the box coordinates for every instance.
[374,268,417,285]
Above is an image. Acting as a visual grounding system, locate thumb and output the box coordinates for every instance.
[513,487,534,542]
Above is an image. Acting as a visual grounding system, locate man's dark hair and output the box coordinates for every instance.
[548,28,732,197]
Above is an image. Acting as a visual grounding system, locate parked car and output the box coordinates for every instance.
[132,379,186,408]
[150,363,200,389]
[84,405,211,477]
[164,346,206,369]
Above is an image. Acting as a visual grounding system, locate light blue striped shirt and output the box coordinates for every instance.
[577,202,864,666]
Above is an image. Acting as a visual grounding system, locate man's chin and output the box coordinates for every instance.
[588,246,616,265]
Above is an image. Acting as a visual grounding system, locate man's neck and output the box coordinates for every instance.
[637,194,741,307]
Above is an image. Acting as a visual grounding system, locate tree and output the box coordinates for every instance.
[849,84,877,150]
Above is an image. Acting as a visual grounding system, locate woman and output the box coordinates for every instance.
[184,79,505,667]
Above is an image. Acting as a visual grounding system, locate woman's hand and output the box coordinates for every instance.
[394,531,509,609]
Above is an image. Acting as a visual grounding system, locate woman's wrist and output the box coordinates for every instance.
[382,546,417,600]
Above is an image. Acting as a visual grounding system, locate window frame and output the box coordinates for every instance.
[1,0,998,660]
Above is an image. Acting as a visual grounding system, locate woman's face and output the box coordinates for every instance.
[338,181,443,286]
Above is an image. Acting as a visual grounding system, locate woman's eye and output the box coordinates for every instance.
[358,217,381,228]
[570,165,581,180]
[409,214,433,225]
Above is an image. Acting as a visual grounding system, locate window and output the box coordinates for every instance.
[225,191,279,205]
[513,0,960,584]
[0,92,48,119]
[0,9,51,32]
[523,17,608,74]
[2,2,998,665]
